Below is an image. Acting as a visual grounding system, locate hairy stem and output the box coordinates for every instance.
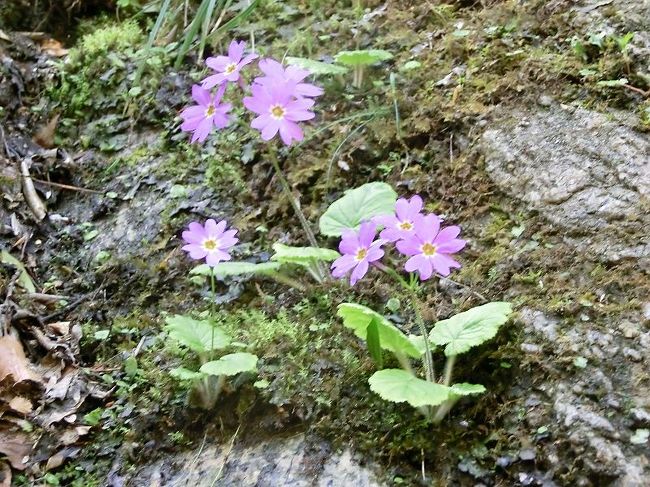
[432,355,458,424]
[441,354,456,387]
[375,263,435,382]
[210,269,217,360]
[268,150,327,281]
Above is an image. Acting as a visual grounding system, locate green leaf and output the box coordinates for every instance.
[366,318,383,368]
[169,367,206,381]
[429,302,513,356]
[337,303,421,359]
[165,314,230,353]
[368,369,451,407]
[84,407,104,426]
[124,356,138,377]
[271,243,340,267]
[286,57,349,75]
[596,78,628,87]
[1,250,36,293]
[407,334,433,356]
[334,49,393,66]
[191,261,281,277]
[450,383,486,396]
[319,182,397,237]
[200,352,258,376]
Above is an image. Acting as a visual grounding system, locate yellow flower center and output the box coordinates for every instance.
[205,104,215,117]
[225,63,237,74]
[421,243,437,256]
[355,248,368,261]
[270,104,286,120]
[203,238,218,251]
[399,221,413,231]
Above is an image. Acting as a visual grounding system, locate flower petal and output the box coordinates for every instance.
[405,254,433,280]
[416,213,441,243]
[191,85,211,106]
[436,238,466,254]
[228,40,246,63]
[434,226,461,245]
[349,259,369,285]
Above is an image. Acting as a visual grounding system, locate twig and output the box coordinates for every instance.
[25,292,69,303]
[623,84,649,97]
[30,178,102,194]
[210,424,241,486]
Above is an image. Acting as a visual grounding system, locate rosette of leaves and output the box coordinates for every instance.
[340,302,513,422]
[165,315,258,409]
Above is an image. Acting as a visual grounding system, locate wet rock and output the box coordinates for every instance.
[630,408,650,427]
[129,434,383,487]
[554,392,615,434]
[482,105,650,265]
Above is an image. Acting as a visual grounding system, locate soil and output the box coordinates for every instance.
[1,0,648,486]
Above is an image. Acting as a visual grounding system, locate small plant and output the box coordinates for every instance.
[167,219,258,409]
[323,184,514,423]
[333,49,393,88]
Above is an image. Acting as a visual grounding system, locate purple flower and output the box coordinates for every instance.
[180,85,231,143]
[181,219,238,267]
[202,40,258,89]
[375,195,425,243]
[243,81,315,145]
[256,59,323,98]
[396,214,466,280]
[331,221,385,285]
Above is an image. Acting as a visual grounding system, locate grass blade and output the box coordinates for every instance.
[135,0,172,84]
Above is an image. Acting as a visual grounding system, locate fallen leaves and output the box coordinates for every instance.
[0,334,41,384]
[0,430,31,470]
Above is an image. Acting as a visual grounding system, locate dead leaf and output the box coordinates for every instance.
[40,39,68,57]
[0,461,11,487]
[45,447,80,471]
[0,430,31,470]
[0,334,41,384]
[59,425,90,446]
[48,321,70,335]
[33,114,60,149]
[8,396,33,415]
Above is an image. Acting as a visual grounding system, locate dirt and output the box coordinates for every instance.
[1,0,649,486]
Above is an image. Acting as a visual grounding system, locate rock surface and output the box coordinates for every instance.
[127,434,382,487]
[482,105,650,264]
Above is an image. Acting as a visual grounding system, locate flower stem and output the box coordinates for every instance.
[268,150,327,281]
[375,263,435,382]
[209,268,217,360]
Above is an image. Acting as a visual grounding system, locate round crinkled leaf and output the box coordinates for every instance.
[165,315,230,353]
[334,49,393,66]
[450,383,486,396]
[429,302,513,356]
[319,182,397,237]
[368,369,451,407]
[169,367,205,381]
[286,57,349,75]
[191,262,281,277]
[199,353,258,377]
[271,244,340,267]
[337,303,421,358]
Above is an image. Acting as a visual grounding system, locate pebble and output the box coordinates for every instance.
[623,348,642,362]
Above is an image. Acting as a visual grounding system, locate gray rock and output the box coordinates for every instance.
[128,434,383,487]
[482,105,650,265]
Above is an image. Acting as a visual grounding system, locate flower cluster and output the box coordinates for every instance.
[180,40,322,146]
[181,219,238,267]
[331,195,466,285]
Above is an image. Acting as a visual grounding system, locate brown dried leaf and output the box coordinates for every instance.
[0,430,31,470]
[0,335,41,384]
[8,396,32,415]
[40,39,68,57]
[0,461,10,487]
[48,321,70,335]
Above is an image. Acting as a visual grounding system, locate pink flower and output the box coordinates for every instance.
[375,195,425,243]
[180,85,231,143]
[243,81,315,145]
[256,59,323,98]
[396,214,466,279]
[202,40,258,89]
[181,219,238,267]
[331,221,385,285]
